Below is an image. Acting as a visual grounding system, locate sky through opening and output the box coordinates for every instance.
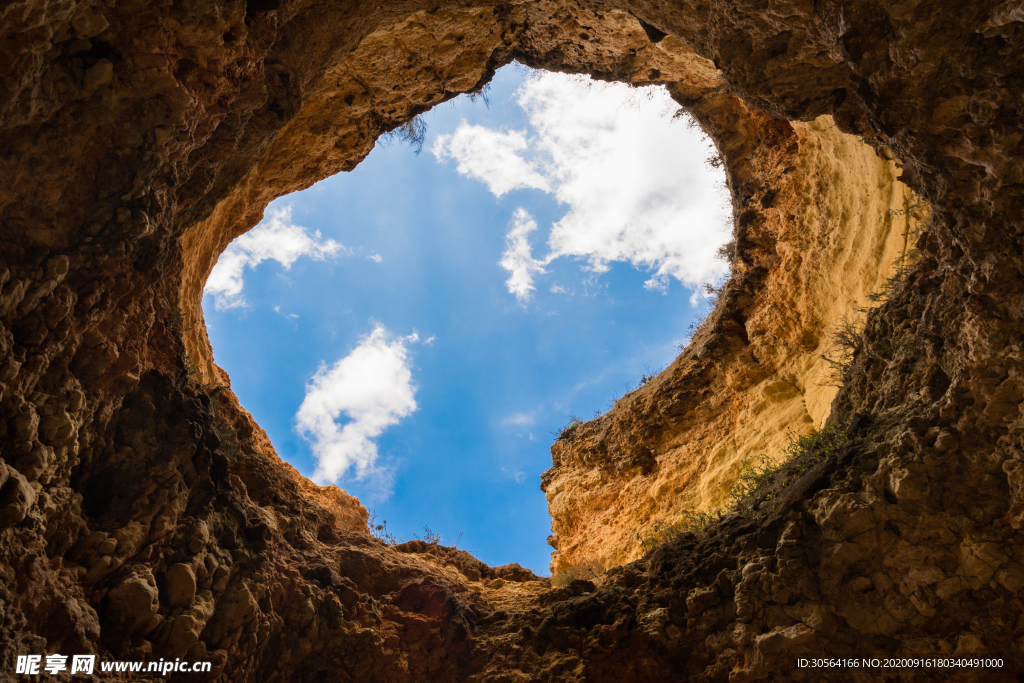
[203,65,732,574]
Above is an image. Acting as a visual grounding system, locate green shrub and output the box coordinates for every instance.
[182,350,202,383]
[555,416,584,442]
[633,420,851,555]
[633,508,724,556]
[728,420,850,516]
[167,306,186,332]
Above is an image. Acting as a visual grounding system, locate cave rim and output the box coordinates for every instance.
[196,62,736,571]
[4,0,1017,675]
[163,4,936,576]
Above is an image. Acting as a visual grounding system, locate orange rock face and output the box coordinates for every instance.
[2,1,1024,681]
[544,116,930,572]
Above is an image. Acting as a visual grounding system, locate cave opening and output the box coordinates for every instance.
[4,0,1011,674]
[199,63,733,574]
[156,5,934,583]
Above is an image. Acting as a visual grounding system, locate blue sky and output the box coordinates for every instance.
[203,65,731,574]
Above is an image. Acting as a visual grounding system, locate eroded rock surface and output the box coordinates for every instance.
[1,0,1023,681]
[543,114,929,571]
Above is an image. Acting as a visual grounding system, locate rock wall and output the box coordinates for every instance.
[543,116,930,571]
[1,0,1023,681]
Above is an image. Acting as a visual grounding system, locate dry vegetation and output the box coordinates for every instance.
[633,420,851,556]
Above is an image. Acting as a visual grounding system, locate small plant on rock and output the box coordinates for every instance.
[885,199,923,221]
[367,510,400,546]
[182,350,202,383]
[716,240,737,271]
[555,416,584,442]
[467,82,493,107]
[167,306,186,332]
[819,316,863,388]
[167,305,197,334]
[418,526,442,544]
[378,115,427,154]
[728,420,850,518]
[678,279,727,350]
[638,366,663,387]
[866,250,918,304]
[705,153,724,169]
[633,420,851,555]
[632,508,725,555]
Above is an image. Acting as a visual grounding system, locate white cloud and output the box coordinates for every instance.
[498,208,548,303]
[205,206,344,310]
[273,305,299,319]
[295,325,417,488]
[501,466,527,484]
[433,72,732,301]
[368,253,383,263]
[432,122,549,196]
[502,411,536,427]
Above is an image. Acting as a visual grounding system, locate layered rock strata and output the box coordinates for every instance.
[1,0,1023,681]
[544,114,929,572]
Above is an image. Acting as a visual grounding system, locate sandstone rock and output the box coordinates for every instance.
[995,562,1024,592]
[52,597,101,650]
[888,464,930,501]
[0,466,35,527]
[167,593,217,659]
[11,443,49,482]
[165,563,197,608]
[70,6,109,39]
[95,536,118,555]
[687,586,719,617]
[755,623,815,655]
[935,577,965,601]
[1,0,1023,680]
[908,565,944,586]
[934,429,959,451]
[106,570,159,636]
[111,521,147,558]
[959,540,1009,583]
[82,60,114,92]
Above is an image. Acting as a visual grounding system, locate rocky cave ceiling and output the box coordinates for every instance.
[1,0,1023,680]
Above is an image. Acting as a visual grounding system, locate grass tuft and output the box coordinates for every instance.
[167,306,189,332]
[638,365,664,387]
[632,420,850,556]
[417,525,442,544]
[367,510,400,546]
[866,249,918,304]
[555,416,584,442]
[379,115,427,155]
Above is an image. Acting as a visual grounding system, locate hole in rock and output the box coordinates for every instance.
[201,65,732,574]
